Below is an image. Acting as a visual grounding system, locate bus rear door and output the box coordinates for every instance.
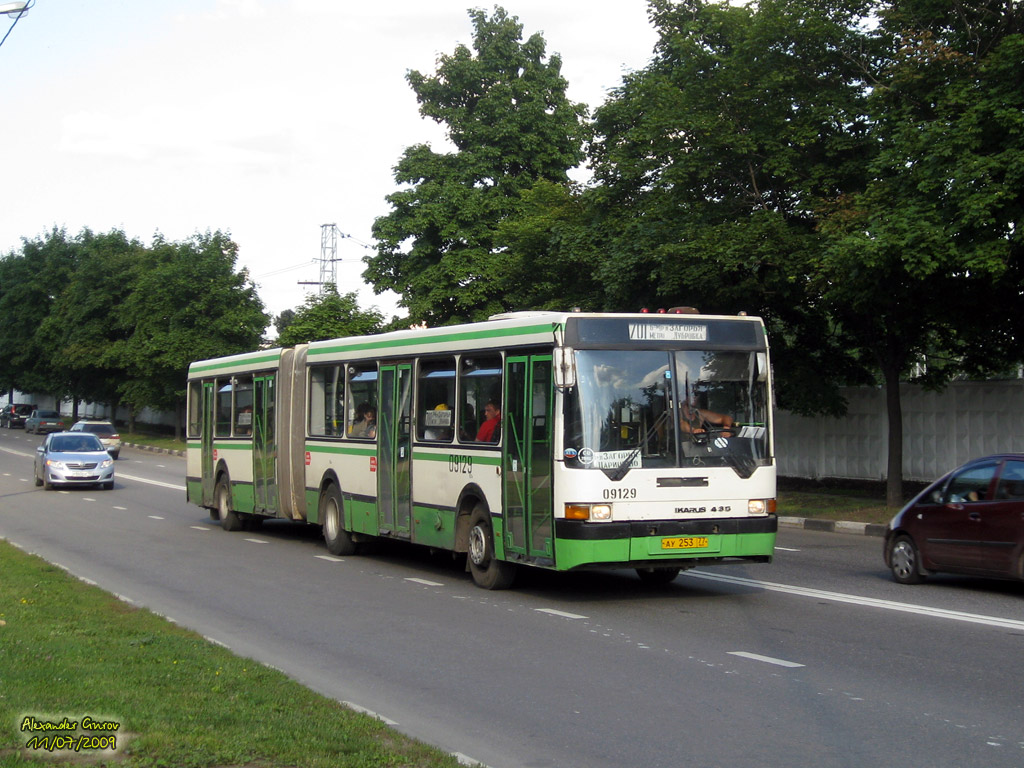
[252,373,277,514]
[201,381,216,506]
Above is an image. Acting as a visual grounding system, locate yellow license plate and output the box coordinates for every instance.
[661,536,709,550]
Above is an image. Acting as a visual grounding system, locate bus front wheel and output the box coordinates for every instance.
[216,478,243,532]
[321,484,356,556]
[468,505,516,590]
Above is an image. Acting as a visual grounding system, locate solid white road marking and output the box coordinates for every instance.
[686,570,1024,631]
[116,472,185,491]
[728,651,805,668]
[535,608,588,620]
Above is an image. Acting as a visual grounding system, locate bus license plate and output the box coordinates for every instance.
[661,536,709,550]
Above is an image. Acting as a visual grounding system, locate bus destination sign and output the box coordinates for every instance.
[628,322,707,342]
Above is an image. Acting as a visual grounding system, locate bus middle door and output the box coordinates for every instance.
[378,363,412,538]
[504,355,554,562]
[201,381,216,506]
[252,374,277,515]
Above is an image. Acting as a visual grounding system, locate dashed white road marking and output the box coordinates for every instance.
[244,538,269,544]
[315,555,345,562]
[728,651,805,668]
[148,515,164,520]
[190,526,212,532]
[535,608,588,620]
[774,546,801,552]
[406,577,444,586]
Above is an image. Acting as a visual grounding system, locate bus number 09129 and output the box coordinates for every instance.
[449,455,473,474]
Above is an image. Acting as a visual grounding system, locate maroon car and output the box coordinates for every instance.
[884,454,1024,584]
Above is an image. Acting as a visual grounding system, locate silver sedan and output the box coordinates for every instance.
[34,432,115,490]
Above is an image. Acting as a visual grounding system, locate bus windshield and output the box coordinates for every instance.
[563,349,770,476]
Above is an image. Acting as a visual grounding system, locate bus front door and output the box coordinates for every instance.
[378,363,412,538]
[201,381,216,506]
[504,355,554,562]
[252,374,277,515]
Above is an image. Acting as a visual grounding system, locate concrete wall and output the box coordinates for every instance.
[775,380,1024,482]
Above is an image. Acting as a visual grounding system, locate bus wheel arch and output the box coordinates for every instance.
[467,503,516,590]
[454,484,488,553]
[320,481,357,556]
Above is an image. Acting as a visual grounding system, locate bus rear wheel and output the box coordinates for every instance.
[216,477,243,532]
[468,505,515,590]
[321,484,356,556]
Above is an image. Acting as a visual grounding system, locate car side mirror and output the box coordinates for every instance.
[36,445,44,453]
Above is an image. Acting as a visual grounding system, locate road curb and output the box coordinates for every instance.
[779,516,887,538]
[125,442,185,457]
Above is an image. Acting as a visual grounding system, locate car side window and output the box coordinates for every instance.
[945,463,998,503]
[995,460,1024,500]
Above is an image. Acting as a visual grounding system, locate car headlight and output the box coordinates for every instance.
[45,459,67,471]
[100,459,113,469]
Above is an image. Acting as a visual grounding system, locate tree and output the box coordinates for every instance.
[818,0,1024,504]
[366,6,588,325]
[590,0,1024,505]
[38,229,144,417]
[275,286,383,347]
[115,231,268,436]
[0,228,80,398]
[588,0,879,416]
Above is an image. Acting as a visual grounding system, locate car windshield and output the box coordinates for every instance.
[51,436,104,453]
[563,349,771,477]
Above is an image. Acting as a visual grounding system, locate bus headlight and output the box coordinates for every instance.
[565,503,613,521]
[748,499,776,516]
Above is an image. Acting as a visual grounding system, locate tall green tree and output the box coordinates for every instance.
[0,228,80,397]
[115,231,268,435]
[366,6,588,325]
[818,0,1024,504]
[38,229,144,416]
[275,286,383,346]
[589,0,879,416]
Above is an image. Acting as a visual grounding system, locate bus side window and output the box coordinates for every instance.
[460,354,502,443]
[310,365,344,436]
[418,358,456,442]
[347,364,378,439]
[215,379,232,437]
[233,375,254,436]
[187,380,202,437]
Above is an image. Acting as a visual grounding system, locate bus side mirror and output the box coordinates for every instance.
[554,347,576,389]
[755,352,768,382]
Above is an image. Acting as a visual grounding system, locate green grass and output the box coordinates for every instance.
[777,489,894,525]
[0,541,462,768]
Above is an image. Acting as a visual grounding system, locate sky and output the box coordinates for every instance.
[0,0,658,329]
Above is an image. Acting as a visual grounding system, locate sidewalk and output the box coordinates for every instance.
[779,516,888,538]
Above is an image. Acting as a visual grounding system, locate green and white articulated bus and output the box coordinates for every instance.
[186,310,777,589]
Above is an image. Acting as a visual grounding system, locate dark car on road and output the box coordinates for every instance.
[884,454,1024,584]
[1,403,37,428]
[25,409,64,434]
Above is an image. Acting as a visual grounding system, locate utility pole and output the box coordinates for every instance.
[298,223,342,295]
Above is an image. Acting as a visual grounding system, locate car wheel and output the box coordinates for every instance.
[888,535,924,584]
[34,470,42,487]
[467,504,516,590]
[111,451,119,460]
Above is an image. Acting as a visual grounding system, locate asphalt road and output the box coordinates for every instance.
[2,427,1023,768]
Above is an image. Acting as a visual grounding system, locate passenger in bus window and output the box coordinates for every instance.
[476,401,501,443]
[351,403,376,439]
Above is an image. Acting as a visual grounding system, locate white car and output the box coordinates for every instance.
[70,420,122,459]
